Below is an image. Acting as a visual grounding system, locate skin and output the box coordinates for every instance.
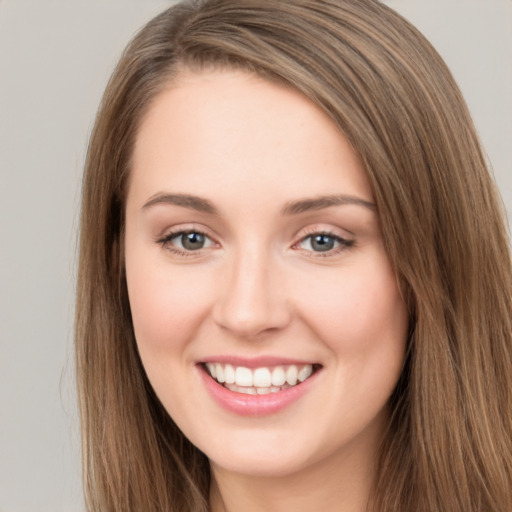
[124,69,409,512]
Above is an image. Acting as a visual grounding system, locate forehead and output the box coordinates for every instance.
[128,68,372,210]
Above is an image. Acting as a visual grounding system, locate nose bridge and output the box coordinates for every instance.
[213,240,289,338]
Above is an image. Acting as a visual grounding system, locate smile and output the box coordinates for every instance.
[203,363,317,395]
[199,360,322,416]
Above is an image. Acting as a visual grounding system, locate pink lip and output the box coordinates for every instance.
[198,364,320,417]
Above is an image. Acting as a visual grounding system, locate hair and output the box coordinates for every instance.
[76,0,512,510]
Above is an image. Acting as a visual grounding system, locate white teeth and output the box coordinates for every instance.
[206,363,216,379]
[235,367,253,387]
[271,366,286,386]
[286,365,298,386]
[253,368,272,387]
[298,365,313,382]
[225,383,258,395]
[205,363,315,392]
[215,363,225,383]
[224,364,235,384]
[225,383,292,395]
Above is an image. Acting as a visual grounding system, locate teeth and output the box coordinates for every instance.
[224,364,235,384]
[225,383,292,395]
[253,368,272,387]
[235,367,253,387]
[298,365,313,382]
[286,365,298,385]
[271,366,286,386]
[206,363,216,379]
[205,363,315,392]
[215,363,225,383]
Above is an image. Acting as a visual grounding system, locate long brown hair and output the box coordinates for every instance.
[76,1,512,510]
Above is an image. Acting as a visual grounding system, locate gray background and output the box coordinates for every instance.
[0,1,510,511]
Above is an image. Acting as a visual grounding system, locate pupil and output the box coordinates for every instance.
[312,234,334,252]
[182,232,205,250]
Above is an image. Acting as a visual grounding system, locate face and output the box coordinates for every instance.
[125,69,408,480]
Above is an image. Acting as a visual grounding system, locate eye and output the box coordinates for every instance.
[159,230,216,253]
[176,232,208,251]
[297,232,354,254]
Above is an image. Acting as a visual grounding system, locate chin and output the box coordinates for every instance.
[208,446,314,479]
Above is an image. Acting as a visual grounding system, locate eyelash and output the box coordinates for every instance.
[293,229,355,258]
[156,228,355,258]
[156,227,216,258]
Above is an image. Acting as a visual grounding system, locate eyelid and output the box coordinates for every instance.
[156,223,210,241]
[293,225,354,243]
[155,224,219,256]
[292,226,355,257]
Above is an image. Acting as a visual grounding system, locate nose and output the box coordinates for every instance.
[212,246,291,339]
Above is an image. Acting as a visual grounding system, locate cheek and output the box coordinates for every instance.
[295,262,408,432]
[292,258,408,357]
[125,253,212,357]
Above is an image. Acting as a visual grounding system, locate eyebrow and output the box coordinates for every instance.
[142,193,218,214]
[281,194,376,215]
[142,192,376,216]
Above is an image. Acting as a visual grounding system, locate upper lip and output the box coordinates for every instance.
[199,356,321,369]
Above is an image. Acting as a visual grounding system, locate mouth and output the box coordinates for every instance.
[202,362,321,396]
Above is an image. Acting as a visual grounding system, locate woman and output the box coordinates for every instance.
[76,1,512,510]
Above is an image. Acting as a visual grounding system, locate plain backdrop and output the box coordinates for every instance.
[0,1,510,511]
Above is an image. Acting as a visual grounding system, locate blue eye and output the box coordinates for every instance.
[309,234,336,252]
[299,233,354,253]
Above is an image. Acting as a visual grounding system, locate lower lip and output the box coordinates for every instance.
[198,365,319,417]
